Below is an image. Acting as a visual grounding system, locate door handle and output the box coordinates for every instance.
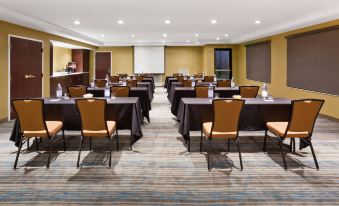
[24,75,36,79]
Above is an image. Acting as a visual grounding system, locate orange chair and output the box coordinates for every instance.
[94,79,107,88]
[204,76,214,82]
[75,99,118,168]
[11,99,65,169]
[111,86,130,97]
[182,80,193,87]
[217,80,231,87]
[136,76,143,82]
[67,86,87,97]
[177,76,185,83]
[195,86,212,98]
[201,99,245,170]
[194,73,203,78]
[126,79,138,87]
[264,99,324,170]
[239,86,259,98]
[173,73,182,78]
[109,76,119,83]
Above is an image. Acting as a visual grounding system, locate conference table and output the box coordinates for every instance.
[170,87,240,116]
[109,82,153,100]
[168,81,217,100]
[177,97,292,151]
[10,97,143,147]
[142,77,155,91]
[87,87,151,122]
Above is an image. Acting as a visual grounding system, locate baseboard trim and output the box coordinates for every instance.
[319,114,339,123]
[0,117,8,123]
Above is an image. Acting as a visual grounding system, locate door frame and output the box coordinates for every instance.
[94,51,112,79]
[8,34,44,120]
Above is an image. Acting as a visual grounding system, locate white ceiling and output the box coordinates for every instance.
[0,0,339,46]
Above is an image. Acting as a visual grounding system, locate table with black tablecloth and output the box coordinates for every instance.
[164,76,173,89]
[170,87,240,116]
[87,87,151,122]
[10,97,143,147]
[109,82,153,100]
[142,77,155,91]
[168,82,217,100]
[177,97,292,151]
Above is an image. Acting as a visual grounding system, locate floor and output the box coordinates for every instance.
[0,87,339,205]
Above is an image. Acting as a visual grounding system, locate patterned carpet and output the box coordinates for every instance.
[0,87,339,205]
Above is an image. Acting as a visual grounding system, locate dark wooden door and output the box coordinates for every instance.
[95,52,111,79]
[10,37,43,119]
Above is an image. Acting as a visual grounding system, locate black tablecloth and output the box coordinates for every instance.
[170,87,240,116]
[168,82,217,99]
[177,97,291,136]
[109,82,153,100]
[87,87,151,122]
[164,76,173,89]
[166,78,178,93]
[10,97,143,147]
[142,77,155,91]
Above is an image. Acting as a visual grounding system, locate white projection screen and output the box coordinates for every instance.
[134,46,165,74]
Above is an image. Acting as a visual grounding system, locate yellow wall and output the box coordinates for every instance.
[53,46,72,72]
[0,20,97,120]
[164,46,203,81]
[236,19,339,119]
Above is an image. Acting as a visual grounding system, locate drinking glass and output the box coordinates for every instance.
[214,93,220,99]
[111,92,117,99]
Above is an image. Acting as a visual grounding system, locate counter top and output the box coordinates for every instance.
[51,72,89,78]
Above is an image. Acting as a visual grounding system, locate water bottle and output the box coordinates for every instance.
[106,74,110,83]
[56,83,62,98]
[208,83,214,98]
[104,87,110,97]
[90,78,95,88]
[192,80,196,87]
[262,83,268,99]
[231,77,235,88]
[214,76,217,82]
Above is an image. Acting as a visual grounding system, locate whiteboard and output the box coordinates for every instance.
[134,46,165,73]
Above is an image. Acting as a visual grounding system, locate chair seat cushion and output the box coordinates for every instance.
[83,121,116,137]
[203,122,237,139]
[24,121,63,138]
[266,122,309,138]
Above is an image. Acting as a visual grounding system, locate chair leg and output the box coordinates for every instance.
[292,138,296,152]
[116,130,119,151]
[89,137,92,151]
[109,137,113,168]
[62,129,66,152]
[263,129,268,152]
[77,136,85,168]
[200,131,203,153]
[278,139,287,170]
[35,137,39,151]
[235,139,243,171]
[308,140,319,170]
[47,137,54,168]
[207,139,211,171]
[227,139,230,152]
[14,137,24,169]
[27,139,30,150]
[188,133,191,152]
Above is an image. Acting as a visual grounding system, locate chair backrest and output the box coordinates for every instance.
[173,73,182,78]
[204,76,214,82]
[217,80,231,87]
[182,80,192,87]
[211,99,245,136]
[111,86,130,97]
[75,99,108,135]
[194,74,203,78]
[136,76,143,82]
[195,86,210,98]
[67,86,87,97]
[126,79,138,87]
[109,76,119,82]
[118,73,128,78]
[286,99,324,136]
[239,86,259,98]
[177,76,185,83]
[94,79,107,88]
[12,99,47,134]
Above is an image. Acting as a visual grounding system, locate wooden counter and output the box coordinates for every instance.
[50,72,89,97]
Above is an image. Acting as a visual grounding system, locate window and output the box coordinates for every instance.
[214,48,232,80]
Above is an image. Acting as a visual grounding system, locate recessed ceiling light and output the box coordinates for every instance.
[73,20,80,25]
[216,37,220,40]
[163,33,168,37]
[195,33,200,37]
[162,40,166,43]
[101,34,105,37]
[164,19,171,24]
[211,19,218,24]
[186,40,190,43]
[118,20,124,24]
[224,33,229,37]
[255,20,262,24]
[131,34,136,37]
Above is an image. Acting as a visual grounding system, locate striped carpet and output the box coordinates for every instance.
[0,87,339,205]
